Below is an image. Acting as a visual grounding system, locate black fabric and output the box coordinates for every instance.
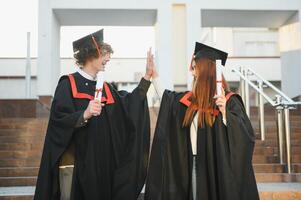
[145,90,259,200]
[34,72,150,200]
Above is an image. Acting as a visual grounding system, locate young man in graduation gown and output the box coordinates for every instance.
[34,29,153,200]
[145,43,259,200]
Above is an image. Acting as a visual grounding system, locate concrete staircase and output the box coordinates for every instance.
[0,100,49,199]
[0,105,300,199]
[0,118,47,188]
[250,107,301,180]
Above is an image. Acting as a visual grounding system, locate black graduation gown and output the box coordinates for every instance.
[34,72,150,200]
[145,90,259,200]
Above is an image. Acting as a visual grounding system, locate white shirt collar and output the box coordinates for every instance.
[77,68,96,81]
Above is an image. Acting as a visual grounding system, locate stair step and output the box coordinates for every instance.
[0,119,47,124]
[0,167,39,177]
[253,155,280,163]
[252,155,301,164]
[0,186,35,199]
[1,173,300,187]
[254,164,301,173]
[0,144,43,151]
[0,136,45,143]
[253,147,276,155]
[0,159,40,168]
[0,117,48,122]
[0,177,37,187]
[255,173,301,182]
[0,131,45,137]
[251,115,301,119]
[254,146,301,155]
[258,183,301,200]
[255,140,301,147]
[259,191,301,200]
[252,146,301,155]
[255,133,301,140]
[253,127,301,133]
[0,184,301,200]
[0,196,33,200]
[0,151,42,160]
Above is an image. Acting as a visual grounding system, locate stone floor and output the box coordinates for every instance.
[0,183,301,199]
[0,187,34,196]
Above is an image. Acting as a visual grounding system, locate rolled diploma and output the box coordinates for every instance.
[216,60,223,96]
[94,71,105,101]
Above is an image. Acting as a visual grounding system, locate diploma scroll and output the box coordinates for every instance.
[216,60,223,96]
[94,71,105,101]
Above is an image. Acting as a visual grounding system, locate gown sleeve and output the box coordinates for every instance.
[152,76,165,100]
[145,90,178,200]
[224,94,257,188]
[113,77,151,197]
[34,76,84,200]
[47,76,84,156]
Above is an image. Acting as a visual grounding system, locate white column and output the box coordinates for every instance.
[280,10,301,97]
[155,3,174,90]
[172,4,187,88]
[37,0,61,97]
[25,32,31,98]
[186,4,201,90]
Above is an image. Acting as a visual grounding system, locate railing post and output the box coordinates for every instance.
[284,106,292,174]
[257,80,265,140]
[244,69,250,117]
[25,32,31,98]
[275,95,284,164]
[240,67,246,103]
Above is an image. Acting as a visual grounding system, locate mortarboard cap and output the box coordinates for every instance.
[194,42,228,66]
[73,29,104,53]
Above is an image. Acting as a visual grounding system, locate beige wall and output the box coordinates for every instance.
[172,4,187,85]
[279,22,301,52]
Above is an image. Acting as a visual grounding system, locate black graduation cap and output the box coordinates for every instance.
[72,29,104,53]
[194,42,228,66]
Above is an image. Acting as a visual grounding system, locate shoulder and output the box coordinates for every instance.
[58,75,69,84]
[57,72,79,86]
[54,74,75,95]
[226,92,245,111]
[163,90,187,100]
[57,75,70,88]
[162,90,190,107]
[104,82,122,95]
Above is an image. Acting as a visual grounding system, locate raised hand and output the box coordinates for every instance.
[144,48,158,80]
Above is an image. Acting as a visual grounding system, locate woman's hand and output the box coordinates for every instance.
[83,100,104,120]
[214,88,227,118]
[144,48,158,80]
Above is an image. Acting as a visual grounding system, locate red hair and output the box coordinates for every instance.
[183,58,228,128]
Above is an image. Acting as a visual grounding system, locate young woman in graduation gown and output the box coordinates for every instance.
[145,43,259,200]
[34,29,154,200]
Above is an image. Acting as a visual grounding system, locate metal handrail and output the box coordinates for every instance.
[246,68,301,106]
[230,67,301,174]
[231,68,277,106]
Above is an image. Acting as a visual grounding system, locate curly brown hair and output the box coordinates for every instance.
[74,42,113,66]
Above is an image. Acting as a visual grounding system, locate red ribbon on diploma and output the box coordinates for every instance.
[95,88,102,99]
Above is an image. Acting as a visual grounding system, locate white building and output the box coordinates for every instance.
[1,0,301,102]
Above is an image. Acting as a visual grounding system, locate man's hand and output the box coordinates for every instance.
[144,48,158,80]
[83,100,104,120]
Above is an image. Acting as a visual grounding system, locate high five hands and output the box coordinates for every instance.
[144,48,158,81]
